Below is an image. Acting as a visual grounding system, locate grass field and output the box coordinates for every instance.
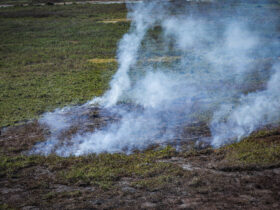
[0,4,130,127]
[0,0,128,6]
[1,2,280,209]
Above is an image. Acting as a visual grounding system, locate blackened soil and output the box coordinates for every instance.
[0,114,280,209]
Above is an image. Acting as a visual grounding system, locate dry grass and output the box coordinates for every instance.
[87,58,117,64]
[98,18,131,24]
[87,56,182,64]
[147,56,181,63]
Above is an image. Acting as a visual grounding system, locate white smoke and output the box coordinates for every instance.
[211,63,280,147]
[90,2,164,107]
[31,1,280,156]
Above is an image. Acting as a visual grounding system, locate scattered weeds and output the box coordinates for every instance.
[132,175,178,191]
[188,176,204,188]
[0,155,44,177]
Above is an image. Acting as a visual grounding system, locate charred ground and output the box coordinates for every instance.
[1,119,280,209]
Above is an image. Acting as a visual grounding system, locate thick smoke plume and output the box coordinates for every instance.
[31,1,280,156]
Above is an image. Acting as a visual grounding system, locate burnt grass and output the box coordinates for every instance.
[1,110,280,209]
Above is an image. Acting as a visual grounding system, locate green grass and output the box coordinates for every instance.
[0,154,45,177]
[0,146,185,190]
[62,146,181,189]
[0,4,129,127]
[0,0,117,6]
[222,129,280,167]
[132,174,179,191]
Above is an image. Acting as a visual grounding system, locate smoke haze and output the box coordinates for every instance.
[31,1,280,156]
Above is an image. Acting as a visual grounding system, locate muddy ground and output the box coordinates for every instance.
[1,108,280,209]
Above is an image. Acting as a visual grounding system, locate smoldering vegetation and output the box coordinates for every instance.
[30,0,280,156]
